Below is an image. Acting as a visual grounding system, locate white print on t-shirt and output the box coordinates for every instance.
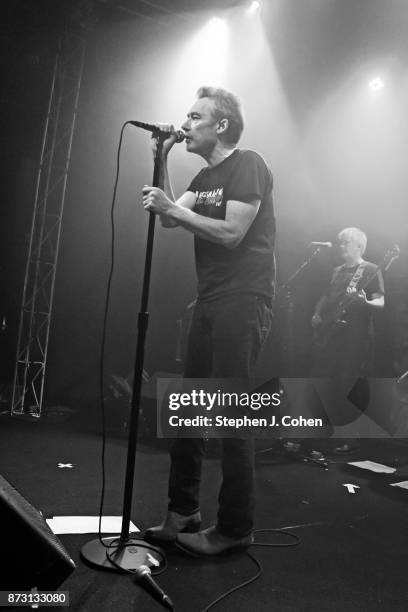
[195,187,223,207]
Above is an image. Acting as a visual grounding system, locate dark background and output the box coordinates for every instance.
[1,0,407,421]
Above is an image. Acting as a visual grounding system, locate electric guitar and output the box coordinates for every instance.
[313,245,400,349]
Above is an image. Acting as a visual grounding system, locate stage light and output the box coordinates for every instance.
[208,17,227,33]
[369,77,384,91]
[247,1,261,14]
[165,16,229,102]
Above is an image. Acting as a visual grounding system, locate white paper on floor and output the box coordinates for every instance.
[343,484,360,494]
[46,516,139,534]
[348,460,396,474]
[390,481,408,490]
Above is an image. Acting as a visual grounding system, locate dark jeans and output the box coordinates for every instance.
[168,294,273,538]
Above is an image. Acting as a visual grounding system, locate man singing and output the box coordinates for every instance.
[142,87,276,555]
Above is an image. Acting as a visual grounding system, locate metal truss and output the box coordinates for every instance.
[11,31,86,416]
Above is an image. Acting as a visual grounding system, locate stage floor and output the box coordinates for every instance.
[0,412,407,611]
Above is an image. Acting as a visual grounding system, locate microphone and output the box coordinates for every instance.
[309,241,333,248]
[134,565,174,611]
[128,120,185,142]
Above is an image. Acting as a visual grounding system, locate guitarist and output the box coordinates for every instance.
[312,227,384,377]
[310,227,384,453]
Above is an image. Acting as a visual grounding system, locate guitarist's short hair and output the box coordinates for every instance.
[338,227,367,254]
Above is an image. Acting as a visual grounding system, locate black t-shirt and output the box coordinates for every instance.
[325,261,384,328]
[186,149,276,301]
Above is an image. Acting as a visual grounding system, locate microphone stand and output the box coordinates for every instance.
[81,131,166,573]
[268,247,328,466]
[276,247,323,375]
[278,246,323,296]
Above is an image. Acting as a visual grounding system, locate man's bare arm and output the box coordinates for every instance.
[143,186,260,249]
[159,190,196,228]
[171,198,260,248]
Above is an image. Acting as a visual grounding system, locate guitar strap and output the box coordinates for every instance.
[344,261,367,294]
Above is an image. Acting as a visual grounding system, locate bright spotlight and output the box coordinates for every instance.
[209,17,225,27]
[168,17,229,95]
[369,77,384,91]
[247,1,261,14]
[206,17,228,41]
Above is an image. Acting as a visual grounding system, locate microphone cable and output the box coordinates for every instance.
[96,122,126,550]
[200,528,301,612]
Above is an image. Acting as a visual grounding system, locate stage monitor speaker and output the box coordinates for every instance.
[0,474,76,590]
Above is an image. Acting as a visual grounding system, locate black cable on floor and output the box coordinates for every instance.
[200,528,301,612]
[200,551,262,612]
[253,527,301,547]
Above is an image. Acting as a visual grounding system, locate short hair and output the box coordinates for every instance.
[338,227,367,255]
[197,86,244,145]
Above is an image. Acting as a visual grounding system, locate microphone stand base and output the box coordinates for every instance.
[81,536,165,572]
